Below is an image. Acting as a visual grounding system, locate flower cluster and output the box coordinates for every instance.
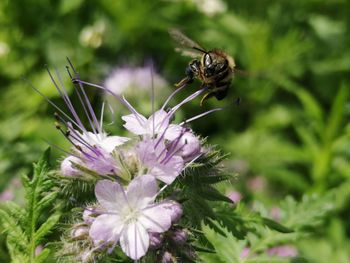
[42,62,224,261]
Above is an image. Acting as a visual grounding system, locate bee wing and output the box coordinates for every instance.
[169,28,206,58]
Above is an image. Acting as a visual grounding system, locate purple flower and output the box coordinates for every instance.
[240,247,250,258]
[161,251,175,263]
[35,245,44,256]
[89,175,172,260]
[70,130,129,153]
[160,200,183,223]
[170,229,188,245]
[60,156,82,177]
[136,139,184,184]
[226,190,242,203]
[104,66,167,95]
[267,245,298,258]
[0,189,14,201]
[247,176,266,192]
[34,66,130,178]
[71,226,89,239]
[270,206,281,221]
[83,207,97,225]
[149,232,163,249]
[122,109,170,137]
[65,65,226,173]
[165,125,202,161]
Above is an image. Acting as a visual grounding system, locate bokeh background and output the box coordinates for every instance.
[1,0,350,262]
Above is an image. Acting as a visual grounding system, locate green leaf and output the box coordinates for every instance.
[324,83,348,143]
[200,221,245,263]
[1,148,61,262]
[196,186,233,203]
[34,214,60,244]
[261,218,294,234]
[281,194,334,231]
[36,192,58,210]
[295,89,323,128]
[0,209,28,251]
[34,248,51,263]
[59,0,84,14]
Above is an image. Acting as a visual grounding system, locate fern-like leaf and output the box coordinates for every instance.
[0,148,61,262]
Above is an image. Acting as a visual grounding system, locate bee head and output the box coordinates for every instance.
[203,52,228,77]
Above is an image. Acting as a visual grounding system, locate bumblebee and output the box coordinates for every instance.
[169,29,236,106]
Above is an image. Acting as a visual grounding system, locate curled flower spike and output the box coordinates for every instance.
[35,60,234,261]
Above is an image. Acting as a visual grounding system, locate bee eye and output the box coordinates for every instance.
[216,63,224,70]
[190,60,200,73]
[204,53,212,67]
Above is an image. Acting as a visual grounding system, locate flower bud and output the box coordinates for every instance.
[226,190,242,203]
[180,131,201,161]
[162,200,183,223]
[61,156,81,177]
[267,245,298,257]
[0,189,14,201]
[170,229,188,245]
[83,207,97,224]
[79,250,94,263]
[165,126,201,161]
[240,247,250,258]
[71,225,89,239]
[270,206,281,221]
[161,251,176,263]
[149,232,163,250]
[35,245,43,256]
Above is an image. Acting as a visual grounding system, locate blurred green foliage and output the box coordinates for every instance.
[0,0,349,261]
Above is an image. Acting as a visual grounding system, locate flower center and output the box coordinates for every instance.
[123,207,140,224]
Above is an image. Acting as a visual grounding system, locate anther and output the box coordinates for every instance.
[54,112,60,120]
[55,122,61,130]
[75,145,82,152]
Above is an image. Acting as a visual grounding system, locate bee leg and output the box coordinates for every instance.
[175,65,194,87]
[200,91,216,106]
[175,77,190,87]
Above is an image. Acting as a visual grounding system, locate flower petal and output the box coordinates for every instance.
[95,180,126,211]
[126,175,158,209]
[160,200,183,223]
[100,135,130,152]
[139,205,172,233]
[122,113,148,135]
[60,156,81,177]
[89,214,123,245]
[119,222,149,260]
[136,139,158,166]
[164,124,182,141]
[148,110,169,134]
[150,155,184,185]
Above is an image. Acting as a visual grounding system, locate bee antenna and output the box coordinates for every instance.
[193,47,207,53]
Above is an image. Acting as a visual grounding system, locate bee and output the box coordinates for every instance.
[169,28,236,106]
